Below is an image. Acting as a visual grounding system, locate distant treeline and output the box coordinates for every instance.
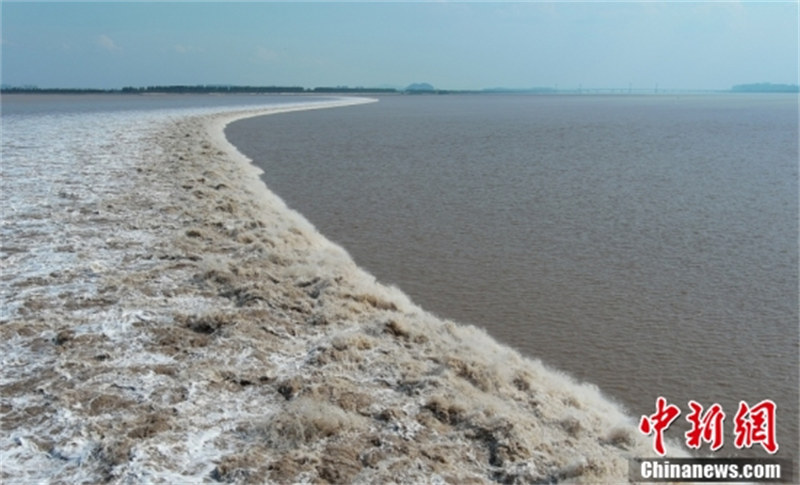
[731,83,799,93]
[122,85,306,93]
[7,83,797,96]
[0,85,400,94]
[1,87,113,94]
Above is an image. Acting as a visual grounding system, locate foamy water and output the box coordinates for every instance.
[228,94,799,466]
[2,97,363,322]
[3,96,676,483]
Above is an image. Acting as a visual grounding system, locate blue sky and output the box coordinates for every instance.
[1,1,797,91]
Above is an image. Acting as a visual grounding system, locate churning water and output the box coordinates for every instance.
[2,94,664,483]
[228,94,799,460]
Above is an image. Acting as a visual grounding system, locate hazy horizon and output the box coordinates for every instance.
[2,2,798,92]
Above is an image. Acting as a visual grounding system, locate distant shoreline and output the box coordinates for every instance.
[2,82,797,96]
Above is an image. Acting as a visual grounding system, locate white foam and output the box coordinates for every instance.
[1,96,669,483]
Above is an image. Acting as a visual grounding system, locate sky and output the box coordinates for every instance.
[1,1,798,91]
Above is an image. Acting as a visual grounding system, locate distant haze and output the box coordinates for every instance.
[1,2,798,91]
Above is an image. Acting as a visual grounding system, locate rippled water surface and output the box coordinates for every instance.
[228,94,799,459]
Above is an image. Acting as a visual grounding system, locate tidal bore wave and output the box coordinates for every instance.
[1,98,671,483]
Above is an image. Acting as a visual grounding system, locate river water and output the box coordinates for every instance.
[227,94,798,460]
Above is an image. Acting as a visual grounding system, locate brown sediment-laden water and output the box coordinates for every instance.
[228,94,799,469]
[1,97,663,483]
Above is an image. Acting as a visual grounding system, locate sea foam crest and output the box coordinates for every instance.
[1,96,660,483]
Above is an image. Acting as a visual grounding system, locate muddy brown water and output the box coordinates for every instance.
[228,94,799,462]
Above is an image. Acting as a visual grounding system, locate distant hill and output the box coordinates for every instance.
[405,82,436,92]
[731,83,799,93]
